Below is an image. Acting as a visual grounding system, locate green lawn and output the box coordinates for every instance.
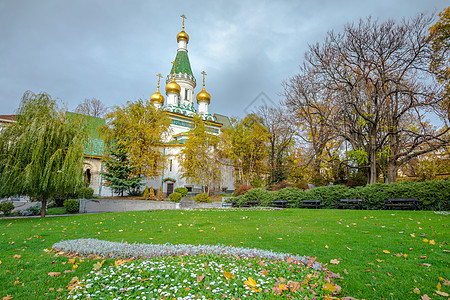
[0,209,448,299]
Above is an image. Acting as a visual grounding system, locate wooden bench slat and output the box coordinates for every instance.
[384,198,418,210]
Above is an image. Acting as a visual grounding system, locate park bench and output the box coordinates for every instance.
[270,200,288,208]
[222,197,236,208]
[384,198,419,210]
[222,201,236,208]
[337,199,364,210]
[300,200,321,209]
[242,200,259,207]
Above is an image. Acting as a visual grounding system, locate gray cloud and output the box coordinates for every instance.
[0,0,448,117]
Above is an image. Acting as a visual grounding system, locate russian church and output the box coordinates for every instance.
[137,16,234,196]
[0,16,235,198]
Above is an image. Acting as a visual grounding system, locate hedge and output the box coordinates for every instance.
[229,179,450,210]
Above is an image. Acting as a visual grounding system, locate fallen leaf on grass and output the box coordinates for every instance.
[93,260,105,270]
[48,272,61,277]
[196,274,205,283]
[13,255,21,259]
[362,269,372,272]
[2,296,13,300]
[383,250,390,254]
[13,280,20,285]
[223,271,236,280]
[435,290,449,297]
[330,259,340,265]
[420,256,427,259]
[421,295,431,300]
[387,272,393,277]
[306,257,317,268]
[429,240,436,245]
[443,279,450,286]
[376,259,384,263]
[341,297,359,300]
[410,234,416,237]
[423,238,428,243]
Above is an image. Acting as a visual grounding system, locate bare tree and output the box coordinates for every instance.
[285,14,449,184]
[283,70,343,185]
[75,98,108,118]
[256,105,296,185]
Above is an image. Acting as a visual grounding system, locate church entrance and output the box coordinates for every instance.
[166,183,174,197]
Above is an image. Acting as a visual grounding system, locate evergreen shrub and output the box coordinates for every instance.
[64,199,79,213]
[78,187,94,199]
[244,188,274,207]
[234,195,246,207]
[0,201,15,216]
[195,193,209,203]
[174,187,189,197]
[304,185,349,209]
[169,192,182,202]
[274,187,305,207]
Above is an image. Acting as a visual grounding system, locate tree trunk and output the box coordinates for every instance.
[367,134,377,185]
[386,164,398,183]
[40,196,46,218]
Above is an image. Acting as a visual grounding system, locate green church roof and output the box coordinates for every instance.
[170,51,194,78]
[66,112,105,157]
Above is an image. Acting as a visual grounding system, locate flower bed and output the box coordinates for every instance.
[53,239,343,299]
[68,255,340,299]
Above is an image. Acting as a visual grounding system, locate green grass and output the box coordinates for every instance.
[46,207,67,215]
[0,209,448,299]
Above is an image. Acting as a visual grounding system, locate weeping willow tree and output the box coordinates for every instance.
[0,91,87,217]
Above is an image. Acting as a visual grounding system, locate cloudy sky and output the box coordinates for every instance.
[0,0,448,118]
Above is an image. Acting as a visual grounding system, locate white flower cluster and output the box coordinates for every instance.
[52,238,323,270]
[434,211,450,215]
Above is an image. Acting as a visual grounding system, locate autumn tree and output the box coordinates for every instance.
[178,115,221,194]
[0,91,87,217]
[75,98,108,118]
[102,99,170,179]
[220,114,269,186]
[429,6,450,119]
[286,14,449,184]
[256,105,295,185]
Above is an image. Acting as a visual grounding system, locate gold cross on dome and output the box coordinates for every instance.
[201,70,207,87]
[156,73,162,88]
[180,14,187,29]
[171,61,177,77]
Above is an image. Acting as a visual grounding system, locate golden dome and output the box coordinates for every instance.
[165,76,181,95]
[196,87,211,104]
[150,90,164,104]
[177,30,189,43]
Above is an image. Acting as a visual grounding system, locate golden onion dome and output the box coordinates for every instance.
[177,30,189,43]
[196,87,211,104]
[150,90,164,104]
[165,77,181,95]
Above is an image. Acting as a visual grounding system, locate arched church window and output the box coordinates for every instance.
[84,169,91,186]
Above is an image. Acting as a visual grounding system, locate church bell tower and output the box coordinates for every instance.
[165,14,196,108]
